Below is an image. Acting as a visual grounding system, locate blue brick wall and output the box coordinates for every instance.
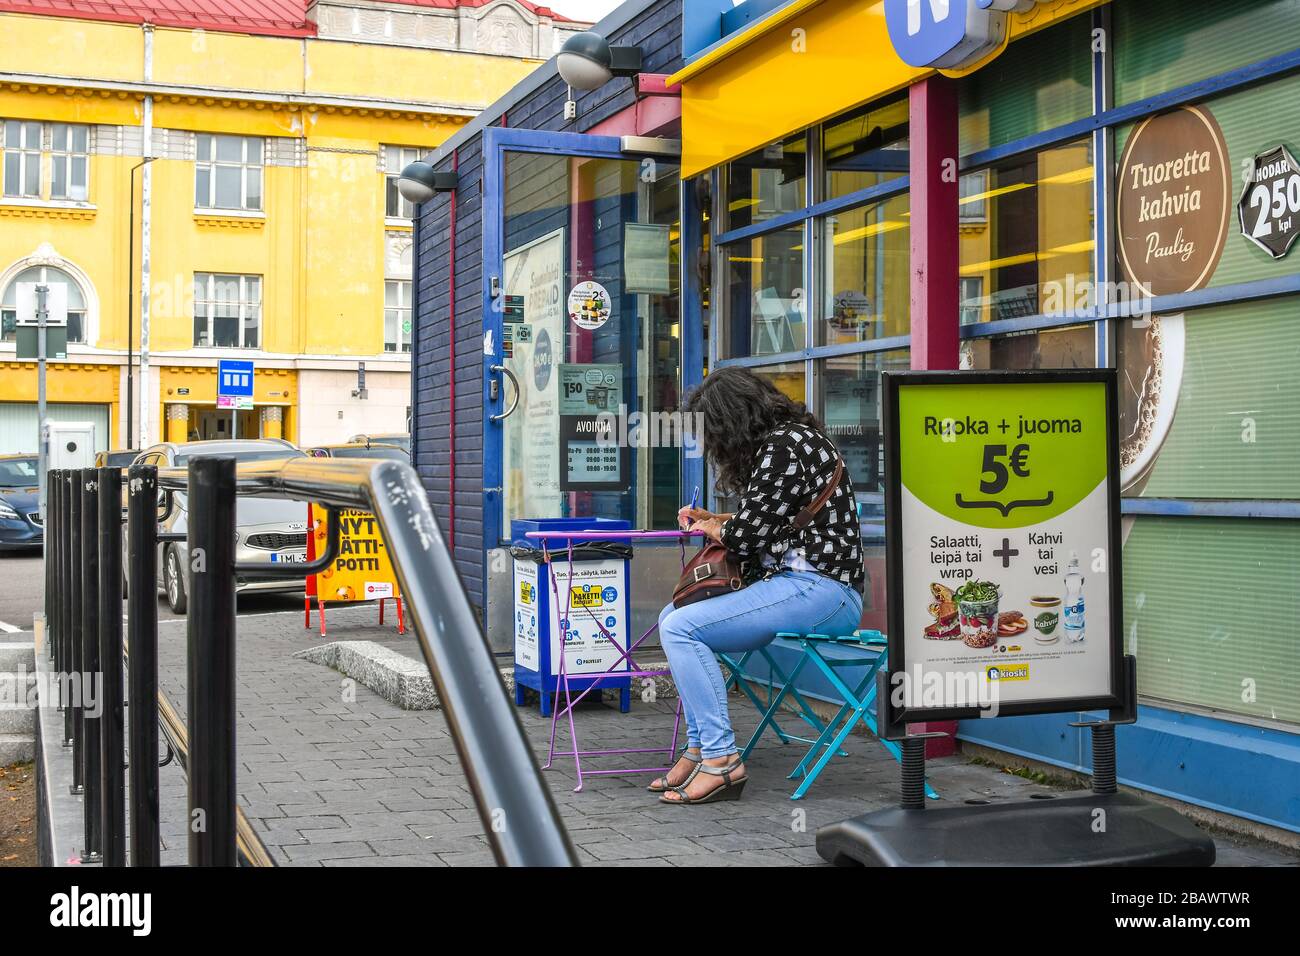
[413,0,684,609]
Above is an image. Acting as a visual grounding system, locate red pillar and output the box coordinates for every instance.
[909,75,960,756]
[910,76,960,372]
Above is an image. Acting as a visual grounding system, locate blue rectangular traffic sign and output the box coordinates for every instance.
[217,359,255,397]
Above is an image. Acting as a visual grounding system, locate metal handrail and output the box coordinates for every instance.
[156,457,577,867]
[154,691,275,867]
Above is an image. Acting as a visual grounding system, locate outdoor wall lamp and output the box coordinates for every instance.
[557,31,643,91]
[396,161,458,204]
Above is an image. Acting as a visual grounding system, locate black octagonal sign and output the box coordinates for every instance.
[1238,144,1300,259]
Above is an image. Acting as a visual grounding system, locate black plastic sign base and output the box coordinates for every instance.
[816,792,1215,867]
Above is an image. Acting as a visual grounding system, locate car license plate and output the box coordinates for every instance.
[271,551,307,564]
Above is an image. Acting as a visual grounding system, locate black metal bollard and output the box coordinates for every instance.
[49,472,60,671]
[98,467,126,867]
[45,471,55,662]
[127,464,160,867]
[186,457,238,867]
[60,472,74,744]
[68,472,84,793]
[79,467,102,864]
[54,472,65,673]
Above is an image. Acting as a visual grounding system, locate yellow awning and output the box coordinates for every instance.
[673,0,1108,179]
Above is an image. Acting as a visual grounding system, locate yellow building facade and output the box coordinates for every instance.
[0,0,584,451]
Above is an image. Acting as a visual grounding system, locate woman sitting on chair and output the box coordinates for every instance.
[651,367,864,805]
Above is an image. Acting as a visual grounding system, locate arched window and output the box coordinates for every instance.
[1,265,89,344]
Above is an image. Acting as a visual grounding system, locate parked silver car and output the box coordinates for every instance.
[131,439,310,614]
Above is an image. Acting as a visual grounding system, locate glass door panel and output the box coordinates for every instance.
[499,150,681,537]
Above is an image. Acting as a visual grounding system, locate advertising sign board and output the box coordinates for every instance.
[309,504,401,603]
[882,370,1123,723]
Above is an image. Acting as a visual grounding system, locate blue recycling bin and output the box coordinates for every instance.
[510,518,632,717]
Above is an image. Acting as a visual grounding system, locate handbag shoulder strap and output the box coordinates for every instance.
[792,457,844,531]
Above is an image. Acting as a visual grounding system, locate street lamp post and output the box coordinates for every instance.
[127,157,155,448]
[36,284,49,520]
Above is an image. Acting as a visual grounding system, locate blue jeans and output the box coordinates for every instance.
[657,570,863,759]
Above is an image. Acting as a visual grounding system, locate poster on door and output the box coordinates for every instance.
[884,370,1123,722]
[502,228,565,520]
[558,363,628,491]
[310,504,400,602]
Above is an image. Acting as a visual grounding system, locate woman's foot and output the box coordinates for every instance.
[660,754,747,804]
[647,748,702,793]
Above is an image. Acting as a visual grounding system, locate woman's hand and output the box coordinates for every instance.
[679,507,726,542]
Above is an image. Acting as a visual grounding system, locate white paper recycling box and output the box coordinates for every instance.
[510,517,632,717]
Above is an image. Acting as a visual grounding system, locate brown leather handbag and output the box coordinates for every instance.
[672,460,844,609]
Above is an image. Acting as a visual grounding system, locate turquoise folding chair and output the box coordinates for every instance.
[718,641,848,763]
[784,632,938,800]
[720,630,938,801]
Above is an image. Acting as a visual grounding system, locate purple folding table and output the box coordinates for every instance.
[525,528,702,792]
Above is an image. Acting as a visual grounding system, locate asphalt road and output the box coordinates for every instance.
[0,549,307,634]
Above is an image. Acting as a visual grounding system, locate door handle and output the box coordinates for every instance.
[489,364,520,422]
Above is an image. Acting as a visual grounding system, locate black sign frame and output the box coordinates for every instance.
[881,369,1126,724]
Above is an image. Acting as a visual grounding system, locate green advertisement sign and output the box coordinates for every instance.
[884,371,1123,722]
[898,381,1108,529]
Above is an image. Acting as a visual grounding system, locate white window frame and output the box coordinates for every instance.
[960,276,985,326]
[2,121,53,200]
[0,260,94,345]
[383,145,422,220]
[195,134,264,211]
[384,279,412,353]
[49,123,90,201]
[959,169,990,224]
[193,273,262,349]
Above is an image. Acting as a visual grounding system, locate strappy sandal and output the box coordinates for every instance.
[647,751,703,793]
[660,757,747,805]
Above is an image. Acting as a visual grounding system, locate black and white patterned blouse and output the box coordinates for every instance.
[717,423,864,591]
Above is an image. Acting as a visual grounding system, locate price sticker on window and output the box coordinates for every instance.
[1238,144,1300,260]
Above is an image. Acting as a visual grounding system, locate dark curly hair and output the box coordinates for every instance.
[684,366,821,496]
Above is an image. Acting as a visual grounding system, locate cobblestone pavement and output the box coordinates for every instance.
[153,605,1299,867]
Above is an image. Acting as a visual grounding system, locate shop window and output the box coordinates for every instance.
[0,264,89,344]
[384,279,412,353]
[816,350,906,631]
[960,324,1095,372]
[195,134,263,211]
[816,349,909,497]
[721,224,805,359]
[1115,0,1300,106]
[818,193,910,347]
[383,145,422,219]
[823,96,908,201]
[193,273,261,348]
[2,120,90,201]
[958,14,1091,155]
[1117,298,1300,501]
[958,140,1094,325]
[725,133,806,230]
[1123,515,1300,726]
[750,361,805,406]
